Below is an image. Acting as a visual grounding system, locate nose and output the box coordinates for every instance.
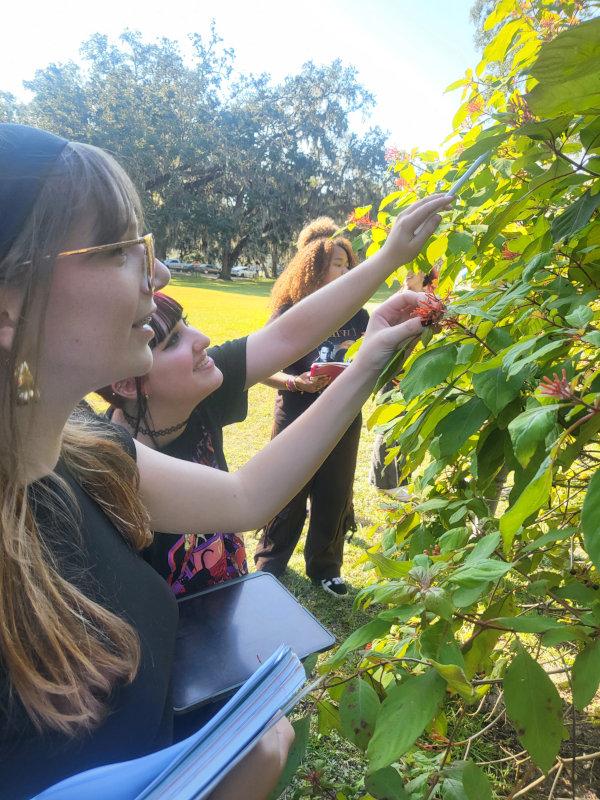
[154,259,171,291]
[192,329,211,350]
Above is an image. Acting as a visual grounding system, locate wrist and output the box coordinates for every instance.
[285,375,297,392]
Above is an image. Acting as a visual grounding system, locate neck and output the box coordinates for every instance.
[16,395,80,482]
[114,401,192,449]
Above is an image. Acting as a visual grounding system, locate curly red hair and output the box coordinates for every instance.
[270,217,357,311]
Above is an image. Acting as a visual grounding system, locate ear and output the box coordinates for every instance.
[0,288,23,353]
[111,377,141,401]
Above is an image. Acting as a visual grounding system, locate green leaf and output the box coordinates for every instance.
[441,760,492,800]
[581,116,600,153]
[463,760,492,800]
[421,587,454,620]
[484,19,525,63]
[500,457,552,552]
[451,558,513,585]
[365,767,409,800]
[491,615,566,633]
[472,367,526,415]
[527,19,600,117]
[267,715,311,800]
[581,468,600,572]
[464,532,501,564]
[367,552,414,579]
[551,190,600,243]
[435,398,489,458]
[317,699,342,735]
[504,649,563,773]
[367,670,446,772]
[520,527,574,555]
[565,305,594,328]
[447,231,474,255]
[508,405,560,468]
[302,653,318,679]
[339,677,381,751]
[325,617,393,668]
[431,660,476,703]
[572,640,600,711]
[401,345,458,402]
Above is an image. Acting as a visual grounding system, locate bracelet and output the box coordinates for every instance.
[285,376,297,392]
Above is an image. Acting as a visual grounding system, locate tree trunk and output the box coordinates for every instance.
[267,245,279,279]
[221,249,232,281]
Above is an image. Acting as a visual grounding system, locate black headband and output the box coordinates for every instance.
[0,123,69,262]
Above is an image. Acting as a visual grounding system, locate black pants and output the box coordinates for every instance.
[254,415,361,580]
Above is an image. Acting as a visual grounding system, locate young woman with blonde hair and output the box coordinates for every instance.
[0,122,451,799]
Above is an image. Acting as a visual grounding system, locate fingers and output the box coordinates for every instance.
[397,193,448,216]
[402,194,454,228]
[411,212,442,246]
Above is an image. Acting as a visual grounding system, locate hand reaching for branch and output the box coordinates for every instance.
[381,194,454,267]
[352,290,427,378]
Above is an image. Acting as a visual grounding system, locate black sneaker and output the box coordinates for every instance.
[316,577,348,597]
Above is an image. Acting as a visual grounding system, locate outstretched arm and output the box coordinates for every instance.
[244,194,451,388]
[137,291,425,535]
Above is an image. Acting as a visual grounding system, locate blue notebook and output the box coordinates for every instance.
[33,646,309,800]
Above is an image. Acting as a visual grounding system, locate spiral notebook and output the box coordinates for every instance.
[33,645,310,800]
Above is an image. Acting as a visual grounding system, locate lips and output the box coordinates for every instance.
[193,354,213,372]
[133,305,157,328]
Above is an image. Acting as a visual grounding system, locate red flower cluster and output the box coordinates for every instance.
[539,369,574,400]
[347,211,375,229]
[411,294,449,327]
[467,97,484,115]
[501,244,519,260]
[385,146,408,164]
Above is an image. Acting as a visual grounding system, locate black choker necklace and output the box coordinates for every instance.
[122,410,189,437]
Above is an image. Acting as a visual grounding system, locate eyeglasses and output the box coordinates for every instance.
[57,233,156,292]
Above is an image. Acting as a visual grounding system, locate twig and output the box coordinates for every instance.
[477,750,528,766]
[511,762,560,798]
[548,762,564,800]
[454,709,505,747]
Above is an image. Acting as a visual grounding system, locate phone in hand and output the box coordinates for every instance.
[310,362,348,380]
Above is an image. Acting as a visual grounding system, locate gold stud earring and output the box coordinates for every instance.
[15,361,40,406]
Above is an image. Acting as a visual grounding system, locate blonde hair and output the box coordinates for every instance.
[0,141,152,735]
[270,217,356,311]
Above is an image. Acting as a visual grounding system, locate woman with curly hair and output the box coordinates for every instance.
[255,219,368,596]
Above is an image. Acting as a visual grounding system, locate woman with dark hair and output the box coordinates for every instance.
[255,219,367,596]
[99,222,448,599]
[0,122,451,799]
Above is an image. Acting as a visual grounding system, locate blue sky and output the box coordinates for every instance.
[3,0,478,150]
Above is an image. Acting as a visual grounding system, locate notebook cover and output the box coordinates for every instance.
[172,572,335,713]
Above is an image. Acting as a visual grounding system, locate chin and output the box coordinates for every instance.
[132,347,154,378]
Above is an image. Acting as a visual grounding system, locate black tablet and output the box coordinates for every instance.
[172,572,336,713]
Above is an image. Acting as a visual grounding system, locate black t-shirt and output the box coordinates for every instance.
[274,306,370,429]
[0,417,178,800]
[143,337,249,597]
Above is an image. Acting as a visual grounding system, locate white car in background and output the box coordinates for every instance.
[230,265,262,278]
